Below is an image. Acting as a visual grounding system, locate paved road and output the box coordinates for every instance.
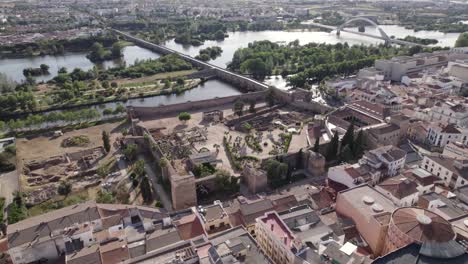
[138,154,173,211]
[0,170,19,205]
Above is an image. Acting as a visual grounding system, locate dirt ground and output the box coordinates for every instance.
[16,120,127,162]
[116,70,196,85]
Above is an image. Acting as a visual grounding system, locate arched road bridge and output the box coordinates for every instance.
[307,17,428,47]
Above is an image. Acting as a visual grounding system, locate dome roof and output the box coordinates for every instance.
[391,207,455,243]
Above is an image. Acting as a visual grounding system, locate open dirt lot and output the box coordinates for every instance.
[16,121,126,162]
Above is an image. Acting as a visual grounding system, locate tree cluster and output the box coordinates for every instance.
[325,123,365,163]
[264,159,289,188]
[195,46,223,62]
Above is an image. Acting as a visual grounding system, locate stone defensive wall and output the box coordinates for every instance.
[128,91,268,119]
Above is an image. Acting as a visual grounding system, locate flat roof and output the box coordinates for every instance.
[338,185,396,220]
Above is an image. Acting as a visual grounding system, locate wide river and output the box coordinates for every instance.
[164,25,460,68]
[0,45,161,83]
[0,25,460,110]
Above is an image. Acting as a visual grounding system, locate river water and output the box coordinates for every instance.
[0,25,460,112]
[164,25,459,69]
[0,45,160,83]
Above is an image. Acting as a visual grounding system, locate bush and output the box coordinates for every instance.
[57,181,72,196]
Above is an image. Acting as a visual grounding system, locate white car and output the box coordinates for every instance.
[110,171,122,177]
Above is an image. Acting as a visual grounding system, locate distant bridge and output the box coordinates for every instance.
[112,29,270,93]
[307,17,428,47]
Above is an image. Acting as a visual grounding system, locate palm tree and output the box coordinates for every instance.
[213,144,221,154]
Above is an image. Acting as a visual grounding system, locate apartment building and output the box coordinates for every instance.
[255,211,301,264]
[430,101,468,128]
[420,155,468,189]
[427,123,468,148]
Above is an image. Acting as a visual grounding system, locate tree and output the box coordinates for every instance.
[178,112,191,123]
[97,164,110,178]
[40,64,50,73]
[111,81,118,88]
[102,131,111,153]
[124,144,138,161]
[96,190,114,203]
[264,159,289,188]
[240,58,270,80]
[248,99,256,113]
[266,89,275,107]
[341,123,354,152]
[215,170,239,194]
[58,181,72,196]
[8,192,26,224]
[176,77,185,86]
[134,160,146,177]
[353,130,365,157]
[339,145,353,163]
[102,80,110,89]
[58,67,67,74]
[140,176,152,203]
[325,132,339,162]
[214,30,225,40]
[111,42,123,57]
[233,100,245,116]
[455,32,468,47]
[313,136,320,153]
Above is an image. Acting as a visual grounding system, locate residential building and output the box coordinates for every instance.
[278,205,342,249]
[255,211,301,264]
[427,123,468,148]
[402,168,438,195]
[359,145,407,177]
[418,187,468,221]
[226,194,298,236]
[430,101,468,128]
[204,226,271,263]
[420,155,468,188]
[375,174,419,207]
[197,201,231,234]
[328,163,383,189]
[443,141,468,159]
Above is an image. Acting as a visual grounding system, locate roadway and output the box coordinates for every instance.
[305,22,428,47]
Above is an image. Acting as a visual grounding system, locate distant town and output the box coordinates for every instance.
[0,0,468,264]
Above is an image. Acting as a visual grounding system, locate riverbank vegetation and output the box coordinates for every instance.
[23,64,50,77]
[455,32,468,47]
[118,18,296,47]
[228,40,445,87]
[87,42,125,63]
[397,36,438,45]
[0,33,123,58]
[195,46,223,62]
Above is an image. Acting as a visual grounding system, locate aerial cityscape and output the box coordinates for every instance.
[0,0,468,263]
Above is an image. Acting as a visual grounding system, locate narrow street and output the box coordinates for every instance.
[138,154,173,211]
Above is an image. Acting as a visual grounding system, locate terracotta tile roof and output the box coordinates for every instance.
[378,175,418,199]
[310,188,334,210]
[67,244,102,264]
[174,214,205,240]
[99,240,130,264]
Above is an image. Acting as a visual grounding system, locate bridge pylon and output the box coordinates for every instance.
[336,29,340,36]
